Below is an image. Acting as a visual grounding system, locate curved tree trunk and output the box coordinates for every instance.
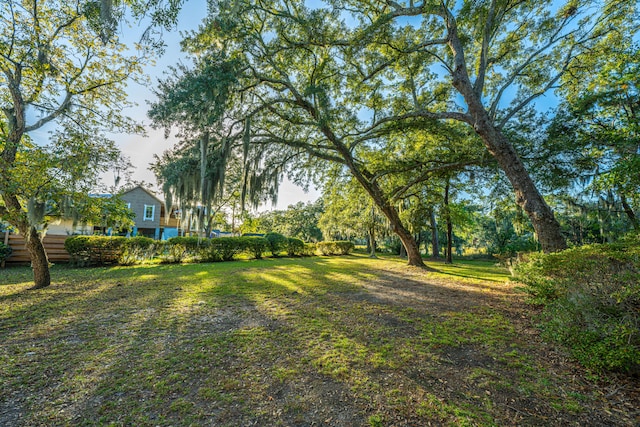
[25,226,50,289]
[620,194,639,231]
[473,122,567,252]
[446,14,567,253]
[359,181,425,267]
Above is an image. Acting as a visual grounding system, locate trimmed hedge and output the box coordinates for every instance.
[303,243,317,257]
[317,241,354,256]
[265,232,288,256]
[244,236,269,259]
[514,240,640,374]
[65,235,156,266]
[119,237,157,266]
[160,236,271,263]
[65,235,354,267]
[286,238,305,257]
[65,235,123,266]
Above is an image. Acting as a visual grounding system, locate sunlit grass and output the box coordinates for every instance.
[0,254,620,426]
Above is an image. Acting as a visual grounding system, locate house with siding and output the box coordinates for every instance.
[120,185,179,239]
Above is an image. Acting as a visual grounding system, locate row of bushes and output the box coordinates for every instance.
[316,241,355,255]
[514,237,640,374]
[64,236,157,266]
[64,234,354,266]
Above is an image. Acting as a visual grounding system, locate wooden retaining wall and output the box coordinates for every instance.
[2,232,70,266]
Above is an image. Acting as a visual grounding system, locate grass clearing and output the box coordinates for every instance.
[1,254,637,426]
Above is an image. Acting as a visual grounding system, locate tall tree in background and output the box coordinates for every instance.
[0,0,144,288]
[551,43,640,230]
[0,0,181,288]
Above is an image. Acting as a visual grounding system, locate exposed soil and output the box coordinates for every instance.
[345,264,640,426]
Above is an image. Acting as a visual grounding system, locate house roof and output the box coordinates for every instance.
[121,185,164,205]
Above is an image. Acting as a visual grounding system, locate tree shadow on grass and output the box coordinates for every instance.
[1,257,637,426]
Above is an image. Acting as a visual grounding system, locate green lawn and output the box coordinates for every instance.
[0,255,635,426]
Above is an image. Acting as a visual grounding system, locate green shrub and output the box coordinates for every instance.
[158,240,187,264]
[265,232,288,257]
[302,243,317,257]
[163,237,205,262]
[65,235,126,266]
[0,242,12,263]
[119,236,157,266]
[514,242,640,374]
[244,237,269,259]
[317,241,354,256]
[286,238,305,257]
[208,237,247,262]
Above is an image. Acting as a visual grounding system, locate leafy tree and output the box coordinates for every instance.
[319,174,388,256]
[549,43,640,230]
[148,56,294,237]
[248,200,324,242]
[171,0,509,267]
[339,0,636,252]
[279,201,324,242]
[0,0,165,288]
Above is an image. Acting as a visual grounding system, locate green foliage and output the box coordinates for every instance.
[286,238,305,257]
[119,237,157,266]
[265,232,288,257]
[515,241,640,373]
[303,243,318,257]
[65,235,157,267]
[162,236,276,262]
[243,237,269,259]
[207,237,249,262]
[317,241,355,256]
[162,237,204,263]
[0,243,12,263]
[65,236,125,267]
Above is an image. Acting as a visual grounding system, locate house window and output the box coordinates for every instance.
[143,205,155,221]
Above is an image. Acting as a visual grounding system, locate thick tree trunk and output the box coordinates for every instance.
[445,16,566,253]
[310,105,425,267]
[378,204,423,265]
[444,181,453,264]
[345,161,425,267]
[25,226,51,289]
[2,192,52,289]
[470,116,566,252]
[368,227,377,258]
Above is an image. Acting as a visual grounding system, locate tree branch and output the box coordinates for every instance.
[391,160,475,201]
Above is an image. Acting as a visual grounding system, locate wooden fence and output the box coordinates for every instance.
[2,231,70,266]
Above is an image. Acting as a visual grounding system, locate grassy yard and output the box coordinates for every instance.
[1,254,637,426]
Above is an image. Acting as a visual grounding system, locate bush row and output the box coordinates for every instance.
[316,241,354,255]
[64,234,352,266]
[514,237,640,374]
[65,235,156,266]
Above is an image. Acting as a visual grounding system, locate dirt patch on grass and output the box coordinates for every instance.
[1,258,638,426]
